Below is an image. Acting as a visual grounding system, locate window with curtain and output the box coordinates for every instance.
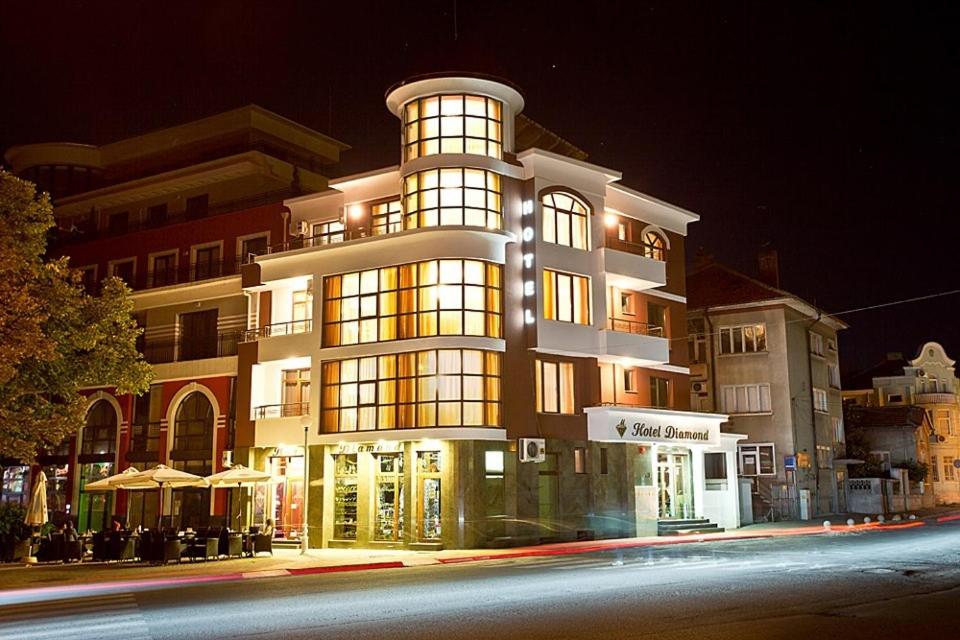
[323,259,502,346]
[403,94,503,161]
[541,191,590,250]
[402,168,502,230]
[543,269,590,324]
[535,360,575,414]
[321,349,501,433]
[311,220,345,245]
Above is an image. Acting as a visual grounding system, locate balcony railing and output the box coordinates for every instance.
[141,331,240,364]
[241,319,312,342]
[54,188,296,246]
[604,236,664,261]
[916,392,957,405]
[607,317,664,337]
[254,402,309,419]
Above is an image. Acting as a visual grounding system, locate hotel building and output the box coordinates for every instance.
[239,74,742,549]
[2,74,743,547]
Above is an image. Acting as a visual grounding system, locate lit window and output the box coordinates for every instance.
[82,400,117,456]
[945,457,956,482]
[738,444,776,476]
[718,324,767,354]
[321,349,501,432]
[642,231,666,261]
[535,360,575,414]
[574,448,587,474]
[312,220,345,245]
[623,368,637,393]
[541,191,590,250]
[372,200,403,236]
[403,94,503,161]
[543,269,590,325]
[323,259,501,346]
[403,168,502,230]
[817,445,832,469]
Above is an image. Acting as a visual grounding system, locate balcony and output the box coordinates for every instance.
[242,319,312,342]
[599,243,666,291]
[254,402,309,419]
[607,317,663,337]
[141,331,240,364]
[916,392,957,405]
[599,317,669,364]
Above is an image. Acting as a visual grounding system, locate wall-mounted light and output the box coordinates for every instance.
[604,213,618,228]
[349,204,363,220]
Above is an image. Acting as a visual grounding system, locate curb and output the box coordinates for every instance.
[1,514,953,602]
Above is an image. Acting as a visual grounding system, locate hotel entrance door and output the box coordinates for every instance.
[657,450,693,519]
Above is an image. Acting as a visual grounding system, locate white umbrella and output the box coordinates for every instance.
[116,465,207,530]
[24,471,48,527]
[83,466,143,491]
[205,465,271,528]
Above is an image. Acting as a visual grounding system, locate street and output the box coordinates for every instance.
[2,521,960,639]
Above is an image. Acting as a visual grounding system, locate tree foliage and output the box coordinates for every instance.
[0,170,152,462]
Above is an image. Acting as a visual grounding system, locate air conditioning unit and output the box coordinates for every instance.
[518,438,546,463]
[692,382,705,392]
[221,450,234,468]
[292,220,310,236]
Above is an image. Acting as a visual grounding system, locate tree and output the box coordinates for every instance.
[0,170,152,462]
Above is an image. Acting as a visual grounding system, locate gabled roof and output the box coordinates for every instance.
[514,115,588,161]
[844,405,929,430]
[686,260,848,330]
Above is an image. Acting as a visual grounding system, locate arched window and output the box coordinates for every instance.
[542,191,590,250]
[173,392,214,463]
[642,231,666,261]
[81,400,117,456]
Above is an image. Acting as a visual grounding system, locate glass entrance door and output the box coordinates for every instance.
[657,450,693,519]
[270,456,304,539]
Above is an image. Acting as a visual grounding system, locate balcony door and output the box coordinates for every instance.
[180,310,218,361]
[282,368,311,416]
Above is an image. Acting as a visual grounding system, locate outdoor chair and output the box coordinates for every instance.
[37,534,64,563]
[91,532,109,561]
[186,528,220,561]
[110,536,136,562]
[63,539,84,562]
[161,535,183,564]
[253,532,273,556]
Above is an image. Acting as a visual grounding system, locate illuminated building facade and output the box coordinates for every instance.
[239,74,742,548]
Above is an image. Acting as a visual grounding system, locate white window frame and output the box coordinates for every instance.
[828,364,841,389]
[721,383,772,415]
[738,443,776,476]
[945,457,957,482]
[107,257,137,281]
[936,409,952,436]
[832,416,844,443]
[827,337,838,353]
[813,388,829,413]
[870,450,891,472]
[809,332,825,357]
[190,240,224,280]
[148,249,179,287]
[237,232,271,264]
[816,444,833,469]
[623,367,637,394]
[718,324,767,355]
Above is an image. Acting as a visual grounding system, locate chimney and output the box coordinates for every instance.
[757,245,780,288]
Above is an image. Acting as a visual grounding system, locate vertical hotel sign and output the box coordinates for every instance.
[522,195,536,326]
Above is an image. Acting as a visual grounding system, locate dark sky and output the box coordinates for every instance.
[2,2,958,375]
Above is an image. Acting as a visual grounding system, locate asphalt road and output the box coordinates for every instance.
[3,522,960,640]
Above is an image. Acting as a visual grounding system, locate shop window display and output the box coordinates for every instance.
[334,454,358,540]
[374,454,404,542]
[417,451,442,540]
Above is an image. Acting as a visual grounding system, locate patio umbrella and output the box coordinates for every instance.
[24,471,48,527]
[205,465,271,527]
[83,466,143,491]
[116,465,207,529]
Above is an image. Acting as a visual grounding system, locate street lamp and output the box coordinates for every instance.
[299,413,311,555]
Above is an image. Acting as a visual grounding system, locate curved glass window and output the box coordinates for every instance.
[542,192,590,250]
[173,392,213,460]
[403,94,503,161]
[81,400,117,456]
[323,259,502,346]
[321,349,501,432]
[642,231,666,261]
[403,168,502,230]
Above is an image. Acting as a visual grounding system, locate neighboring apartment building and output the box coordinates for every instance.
[843,342,959,504]
[0,106,348,531]
[236,73,743,550]
[687,250,848,521]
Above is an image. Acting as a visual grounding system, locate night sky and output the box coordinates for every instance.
[2,2,958,376]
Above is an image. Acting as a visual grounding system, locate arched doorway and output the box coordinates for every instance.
[171,392,214,529]
[78,399,118,532]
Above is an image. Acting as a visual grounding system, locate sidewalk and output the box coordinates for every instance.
[2,505,957,597]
